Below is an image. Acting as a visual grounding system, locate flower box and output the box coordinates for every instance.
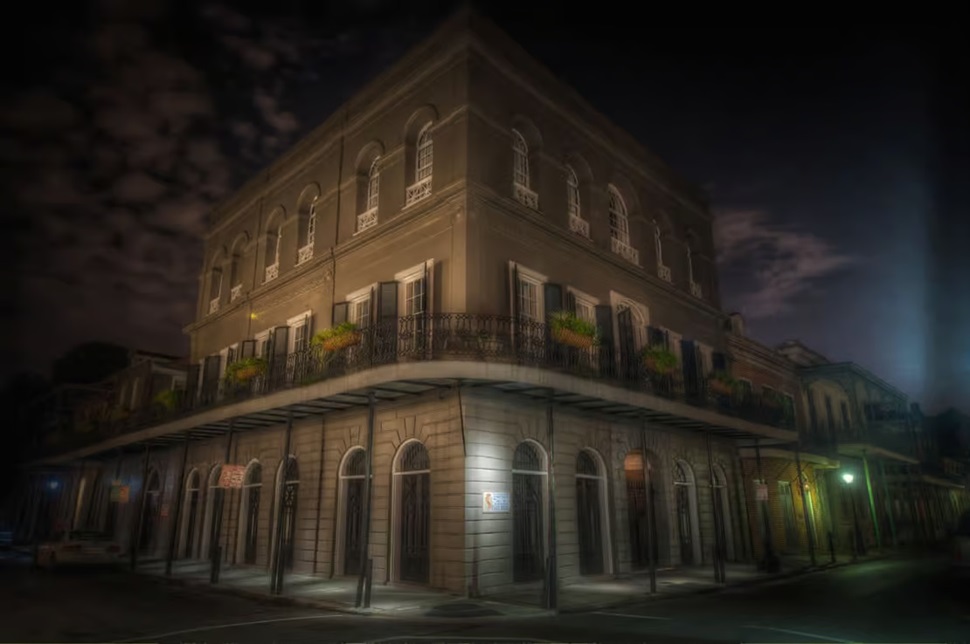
[549,311,597,349]
[312,322,362,352]
[552,326,596,349]
[225,357,268,384]
[641,346,678,375]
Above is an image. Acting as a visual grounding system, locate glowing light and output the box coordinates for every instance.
[47,480,59,490]
[250,312,258,320]
[842,473,854,484]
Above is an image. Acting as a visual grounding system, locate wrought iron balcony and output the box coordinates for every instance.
[610,238,639,265]
[513,182,539,210]
[60,314,797,453]
[297,244,314,264]
[405,176,432,206]
[569,215,590,238]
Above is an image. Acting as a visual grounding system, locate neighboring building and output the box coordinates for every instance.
[19,9,799,605]
[728,316,838,566]
[778,340,927,551]
[918,408,970,534]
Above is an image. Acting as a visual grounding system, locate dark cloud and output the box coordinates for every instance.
[2,1,331,377]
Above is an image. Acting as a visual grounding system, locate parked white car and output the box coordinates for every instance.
[953,510,970,570]
[37,531,124,570]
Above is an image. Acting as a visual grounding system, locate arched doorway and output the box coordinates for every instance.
[624,451,661,568]
[712,464,735,561]
[201,464,222,558]
[673,460,700,565]
[395,441,430,583]
[182,470,201,558]
[277,457,299,571]
[340,449,367,576]
[241,462,262,565]
[512,441,545,582]
[140,470,161,553]
[575,450,606,575]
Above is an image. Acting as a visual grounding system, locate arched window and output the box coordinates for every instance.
[181,470,201,559]
[712,464,735,561]
[201,464,222,559]
[241,462,262,565]
[673,461,699,565]
[208,266,222,314]
[272,457,299,571]
[340,449,367,576]
[358,158,380,231]
[687,240,702,297]
[575,450,609,575]
[512,441,545,582]
[654,220,670,282]
[608,186,630,246]
[566,165,581,220]
[265,223,281,282]
[512,129,529,188]
[298,199,316,264]
[416,123,433,183]
[393,441,431,583]
[229,253,242,301]
[139,469,162,553]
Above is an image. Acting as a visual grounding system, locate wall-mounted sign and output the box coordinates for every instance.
[218,464,247,489]
[755,482,769,502]
[110,484,130,504]
[482,491,510,514]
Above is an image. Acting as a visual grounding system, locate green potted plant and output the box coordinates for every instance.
[312,322,362,352]
[549,311,598,349]
[153,388,183,411]
[641,344,678,375]
[225,356,268,383]
[708,371,737,396]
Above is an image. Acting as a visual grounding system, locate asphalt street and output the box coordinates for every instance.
[1,551,968,643]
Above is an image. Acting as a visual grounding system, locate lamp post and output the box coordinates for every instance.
[842,472,864,559]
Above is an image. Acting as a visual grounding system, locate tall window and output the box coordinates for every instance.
[404,275,425,316]
[512,129,529,188]
[415,123,433,182]
[366,158,380,212]
[686,245,695,283]
[517,275,541,322]
[840,401,851,429]
[306,200,316,247]
[653,221,664,265]
[288,314,311,353]
[566,165,580,219]
[351,295,371,328]
[608,186,630,245]
[209,267,222,301]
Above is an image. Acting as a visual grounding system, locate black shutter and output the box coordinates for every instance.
[647,326,665,347]
[564,290,579,366]
[203,355,220,383]
[617,308,637,380]
[681,340,700,397]
[508,263,521,352]
[594,305,614,377]
[543,283,564,364]
[273,327,289,357]
[712,351,727,373]
[240,340,256,360]
[185,363,199,408]
[378,281,399,360]
[332,302,349,326]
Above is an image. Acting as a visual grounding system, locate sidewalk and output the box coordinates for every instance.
[133,551,891,619]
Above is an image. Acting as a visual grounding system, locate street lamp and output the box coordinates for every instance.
[842,471,865,558]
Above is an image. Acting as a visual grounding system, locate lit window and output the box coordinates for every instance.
[512,129,529,188]
[366,158,380,212]
[566,165,580,219]
[517,277,541,322]
[416,124,433,182]
[608,186,630,245]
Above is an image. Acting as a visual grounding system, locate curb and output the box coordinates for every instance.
[131,553,893,621]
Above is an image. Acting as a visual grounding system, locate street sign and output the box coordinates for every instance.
[218,464,247,489]
[482,491,510,513]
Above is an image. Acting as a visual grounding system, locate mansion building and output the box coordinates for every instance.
[16,9,964,608]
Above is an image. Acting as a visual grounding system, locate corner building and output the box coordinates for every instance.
[29,10,799,603]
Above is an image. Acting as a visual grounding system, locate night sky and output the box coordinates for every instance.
[3,2,967,412]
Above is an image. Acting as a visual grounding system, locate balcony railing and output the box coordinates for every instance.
[297,244,314,264]
[569,215,590,238]
[230,284,242,302]
[611,238,639,265]
[658,264,672,282]
[513,182,539,210]
[50,314,797,457]
[405,176,432,206]
[690,281,702,298]
[357,208,377,232]
[208,298,220,315]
